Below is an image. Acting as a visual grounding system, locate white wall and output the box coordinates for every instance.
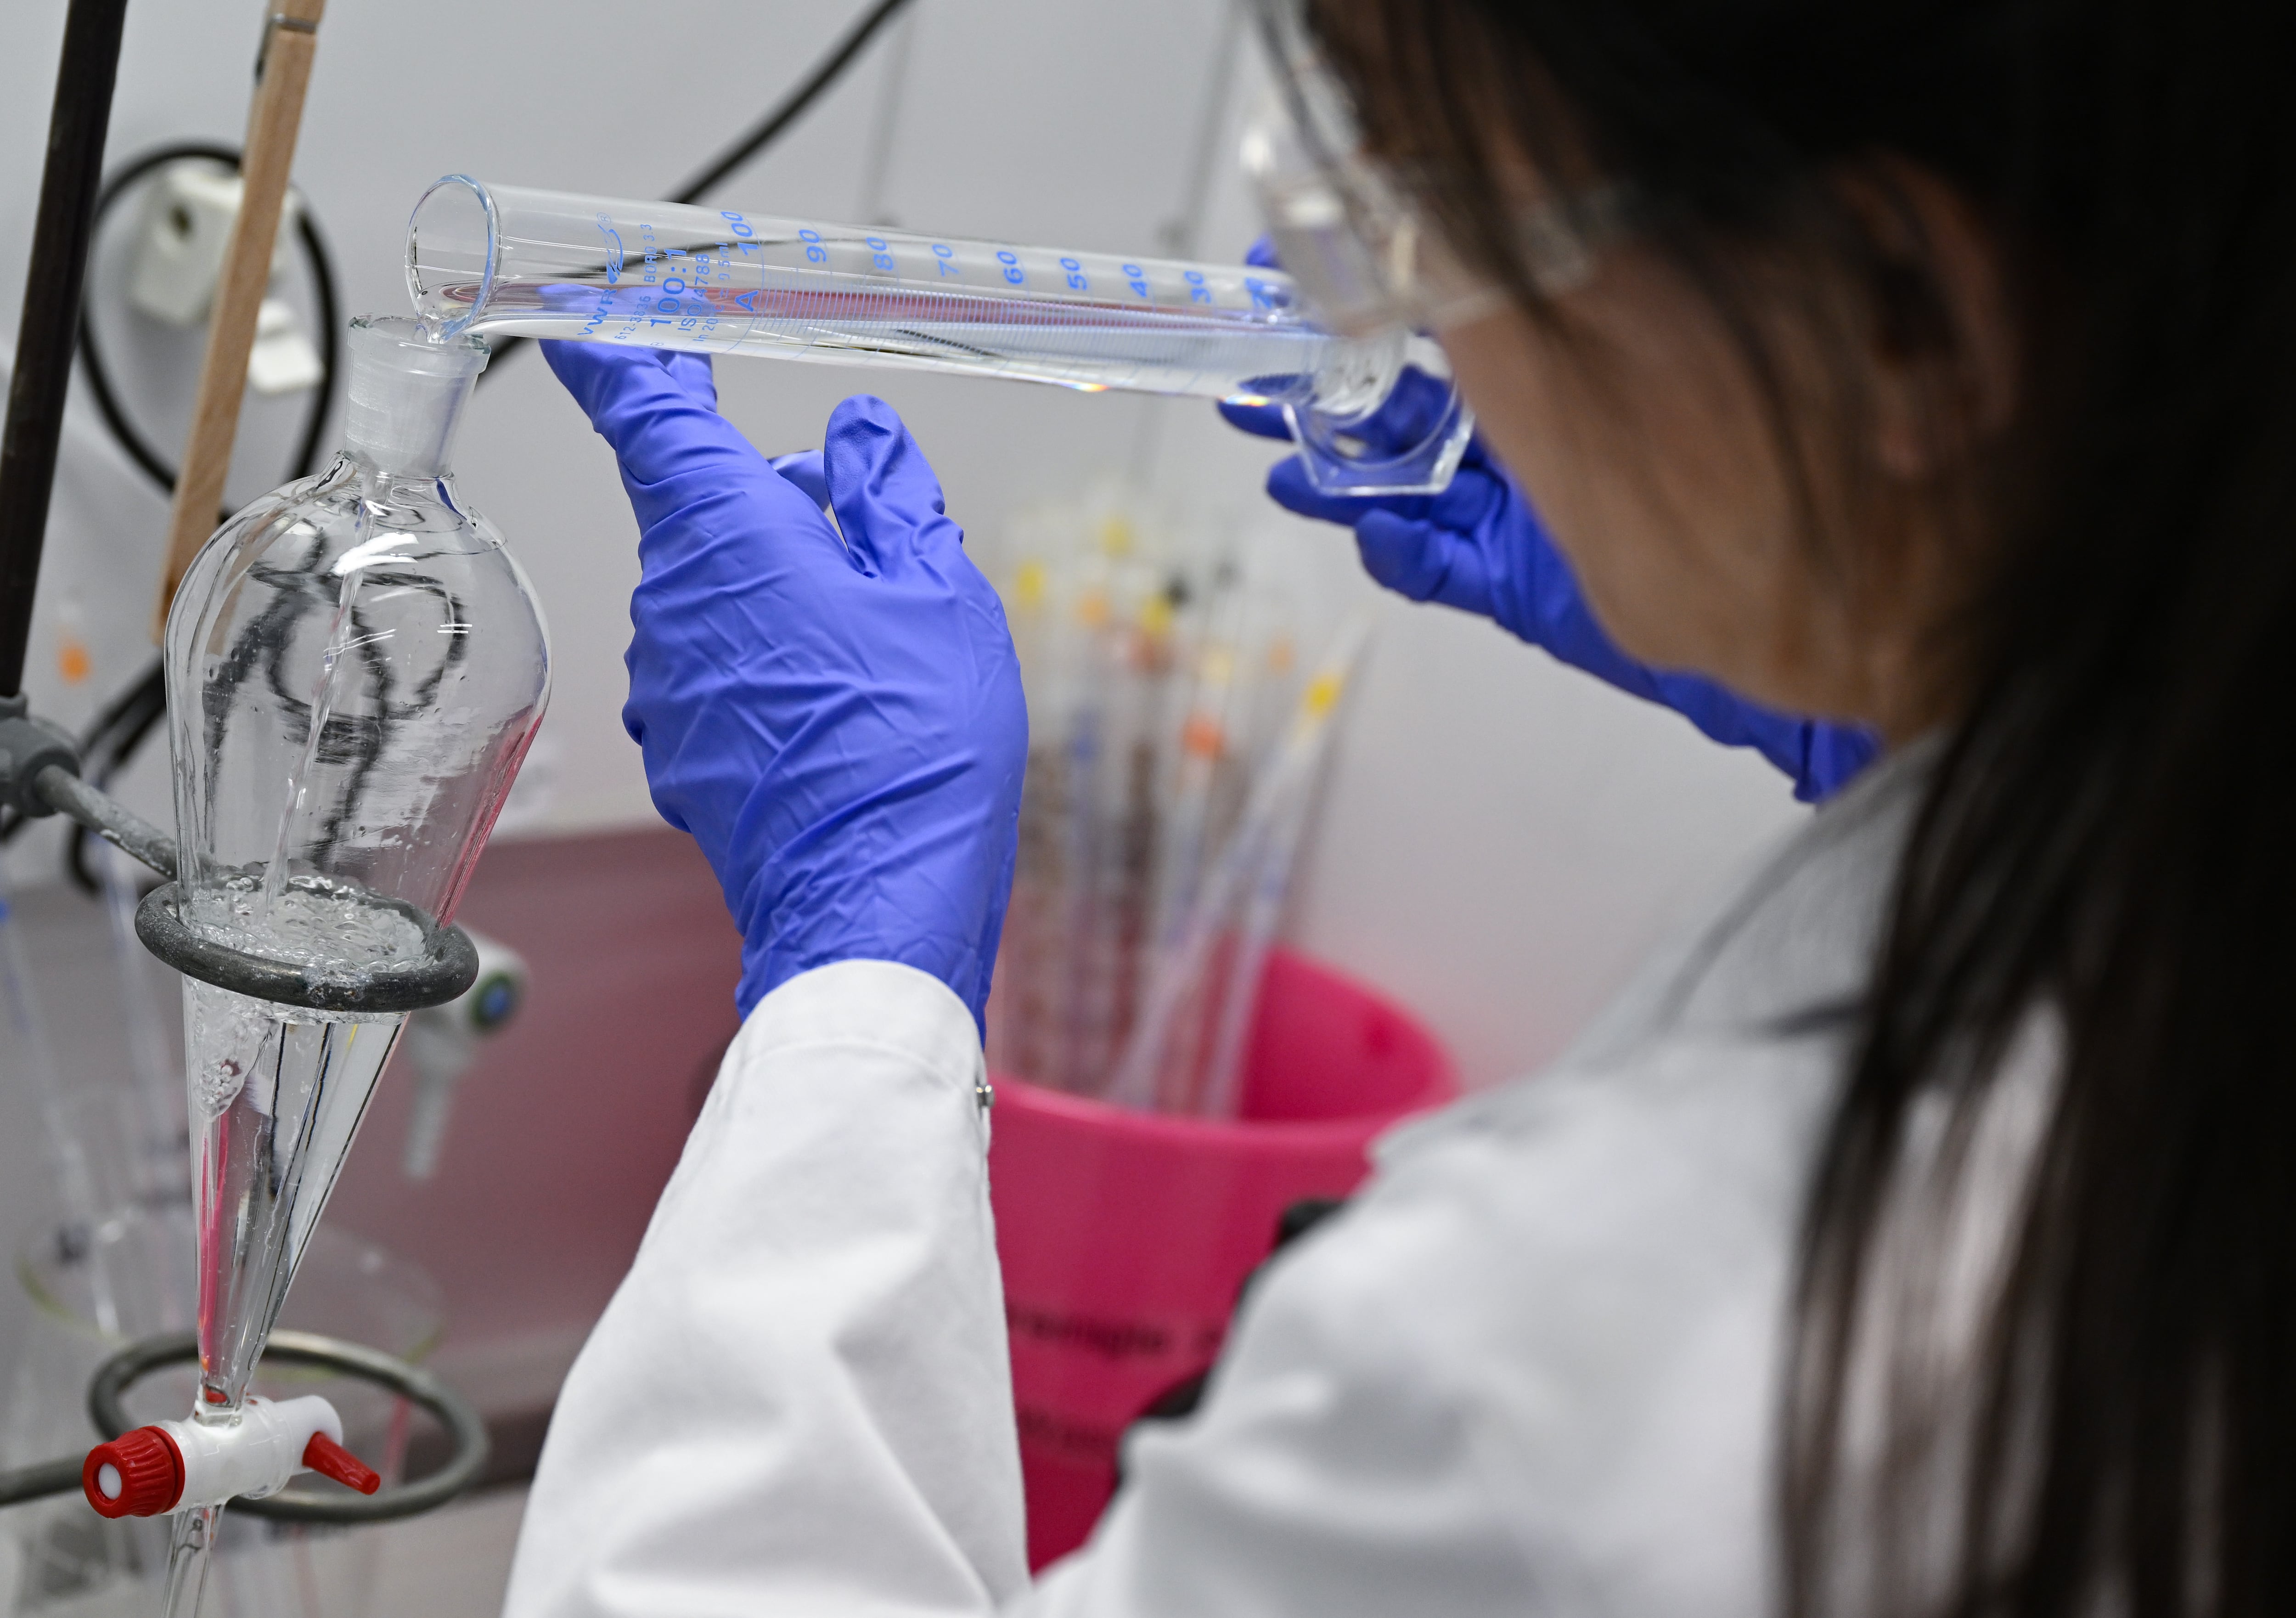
[0,0,1806,1108]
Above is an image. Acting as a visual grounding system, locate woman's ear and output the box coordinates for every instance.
[1835,157,2020,481]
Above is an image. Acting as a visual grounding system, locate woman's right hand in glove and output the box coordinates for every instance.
[545,341,1027,1029]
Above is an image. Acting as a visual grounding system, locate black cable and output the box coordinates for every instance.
[669,0,915,206]
[24,0,912,863]
[76,142,342,509]
[0,0,133,698]
[481,0,917,377]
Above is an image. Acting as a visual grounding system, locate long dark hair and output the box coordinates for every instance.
[1306,3,2296,1613]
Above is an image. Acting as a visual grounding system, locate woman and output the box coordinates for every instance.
[507,2,2293,1614]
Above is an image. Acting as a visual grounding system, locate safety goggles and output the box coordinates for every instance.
[1242,0,1624,338]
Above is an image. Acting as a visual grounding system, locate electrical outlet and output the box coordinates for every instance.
[125,160,300,329]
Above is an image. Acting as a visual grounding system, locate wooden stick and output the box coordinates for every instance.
[153,0,327,634]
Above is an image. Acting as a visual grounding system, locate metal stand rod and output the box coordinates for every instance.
[0,0,133,696]
[31,763,177,877]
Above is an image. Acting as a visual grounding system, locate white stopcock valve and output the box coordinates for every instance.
[81,1394,381,1518]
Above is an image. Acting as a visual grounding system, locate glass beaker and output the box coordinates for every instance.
[404,177,1472,496]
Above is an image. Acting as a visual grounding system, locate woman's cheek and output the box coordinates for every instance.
[1440,308,1715,672]
[1438,266,1823,703]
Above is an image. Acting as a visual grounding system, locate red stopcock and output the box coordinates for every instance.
[80,1394,379,1517]
[301,1431,382,1494]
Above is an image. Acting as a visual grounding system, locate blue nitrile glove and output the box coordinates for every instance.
[544,341,1027,1029]
[1228,245,1876,802]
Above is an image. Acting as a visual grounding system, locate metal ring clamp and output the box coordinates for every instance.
[135,883,480,1015]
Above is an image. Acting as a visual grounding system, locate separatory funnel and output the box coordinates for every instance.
[134,313,550,1618]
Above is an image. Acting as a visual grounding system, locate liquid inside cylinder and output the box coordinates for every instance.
[406,176,1402,416]
[404,178,1474,494]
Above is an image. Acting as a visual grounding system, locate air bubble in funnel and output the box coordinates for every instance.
[150,313,549,1618]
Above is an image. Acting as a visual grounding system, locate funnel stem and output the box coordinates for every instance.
[159,1503,218,1618]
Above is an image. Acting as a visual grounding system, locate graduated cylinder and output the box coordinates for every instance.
[405,176,1471,494]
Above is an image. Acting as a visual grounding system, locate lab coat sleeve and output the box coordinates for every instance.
[507,964,1617,1618]
[502,958,1029,1618]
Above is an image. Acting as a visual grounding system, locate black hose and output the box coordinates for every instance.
[75,141,343,511]
[0,0,133,697]
[0,1456,84,1510]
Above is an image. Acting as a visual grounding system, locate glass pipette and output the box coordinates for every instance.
[405,177,1471,496]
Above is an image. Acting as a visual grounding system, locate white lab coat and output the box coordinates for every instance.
[503,751,1926,1618]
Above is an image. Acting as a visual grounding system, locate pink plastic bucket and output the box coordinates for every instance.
[987,947,1459,1568]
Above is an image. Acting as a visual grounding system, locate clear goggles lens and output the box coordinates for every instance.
[1242,0,1616,338]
